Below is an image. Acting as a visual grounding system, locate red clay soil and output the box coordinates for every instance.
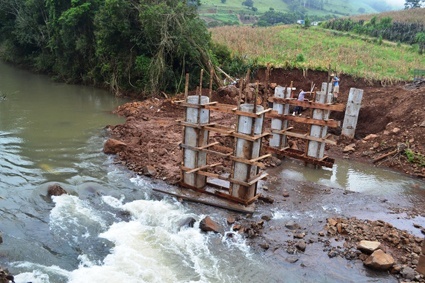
[106,68,425,184]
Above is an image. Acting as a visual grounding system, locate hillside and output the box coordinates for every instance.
[210,25,425,82]
[199,0,403,26]
[347,7,425,25]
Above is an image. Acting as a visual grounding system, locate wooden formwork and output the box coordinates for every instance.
[264,87,345,168]
[176,98,271,207]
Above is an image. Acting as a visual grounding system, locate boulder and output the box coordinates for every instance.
[103,138,126,154]
[401,266,416,280]
[142,165,157,177]
[357,240,381,254]
[363,249,395,271]
[47,184,67,196]
[0,267,13,283]
[199,216,221,233]
[178,217,196,230]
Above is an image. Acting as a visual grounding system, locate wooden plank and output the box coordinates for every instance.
[178,121,216,129]
[255,108,272,116]
[232,131,271,142]
[264,146,335,168]
[182,163,222,174]
[214,191,250,205]
[195,170,251,187]
[176,101,218,108]
[266,112,340,128]
[230,156,266,169]
[153,187,255,214]
[198,141,219,150]
[268,97,345,112]
[270,129,337,145]
[247,172,268,185]
[250,153,271,162]
[180,144,233,157]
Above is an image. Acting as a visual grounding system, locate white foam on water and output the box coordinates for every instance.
[67,198,234,283]
[50,195,108,243]
[12,262,70,283]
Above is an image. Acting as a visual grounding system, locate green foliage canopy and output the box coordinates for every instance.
[0,0,217,97]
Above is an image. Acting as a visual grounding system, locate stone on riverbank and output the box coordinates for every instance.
[357,240,381,254]
[363,249,394,271]
[103,138,126,154]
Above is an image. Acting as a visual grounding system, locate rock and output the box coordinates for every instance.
[47,184,67,196]
[0,233,2,244]
[227,216,236,225]
[259,194,274,204]
[282,191,290,197]
[259,242,269,250]
[285,221,298,230]
[294,233,305,239]
[401,266,416,280]
[327,218,338,226]
[392,127,401,134]
[363,134,378,141]
[199,216,221,233]
[286,256,299,263]
[261,214,272,221]
[103,138,127,154]
[143,165,157,177]
[271,156,282,166]
[0,267,13,283]
[296,240,307,252]
[357,240,381,254]
[420,120,425,127]
[178,217,196,230]
[343,144,356,153]
[363,249,395,271]
[372,142,380,149]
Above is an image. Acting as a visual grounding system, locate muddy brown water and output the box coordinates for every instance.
[0,60,423,282]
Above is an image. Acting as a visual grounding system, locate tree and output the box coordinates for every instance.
[415,32,425,54]
[404,0,424,9]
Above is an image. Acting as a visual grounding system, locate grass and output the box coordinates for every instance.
[210,25,425,82]
[347,7,425,25]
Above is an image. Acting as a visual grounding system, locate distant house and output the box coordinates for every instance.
[297,20,305,25]
[311,21,321,26]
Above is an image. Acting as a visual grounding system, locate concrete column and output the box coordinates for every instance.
[183,95,209,188]
[270,86,291,148]
[319,92,333,158]
[308,91,326,159]
[342,88,364,139]
[231,104,264,200]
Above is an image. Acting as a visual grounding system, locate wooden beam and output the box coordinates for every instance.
[270,129,337,145]
[183,163,222,174]
[267,112,340,128]
[180,143,233,157]
[230,156,266,169]
[247,172,269,185]
[264,146,335,168]
[268,97,345,112]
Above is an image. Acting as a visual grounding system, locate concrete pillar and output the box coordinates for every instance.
[319,91,333,158]
[183,95,209,188]
[231,104,264,200]
[270,86,291,148]
[308,91,326,159]
[342,88,363,139]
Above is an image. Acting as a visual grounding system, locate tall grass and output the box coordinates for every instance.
[348,7,425,25]
[210,25,425,82]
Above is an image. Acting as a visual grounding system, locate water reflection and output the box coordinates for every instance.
[277,157,424,196]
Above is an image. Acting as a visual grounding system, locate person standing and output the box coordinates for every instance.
[331,74,340,103]
[293,89,311,116]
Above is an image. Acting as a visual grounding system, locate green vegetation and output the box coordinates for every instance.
[405,148,425,167]
[210,25,425,82]
[321,13,425,53]
[0,0,225,97]
[199,0,399,27]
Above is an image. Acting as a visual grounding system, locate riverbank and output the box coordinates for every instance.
[104,69,425,282]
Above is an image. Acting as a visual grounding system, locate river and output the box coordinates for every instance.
[0,61,423,283]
